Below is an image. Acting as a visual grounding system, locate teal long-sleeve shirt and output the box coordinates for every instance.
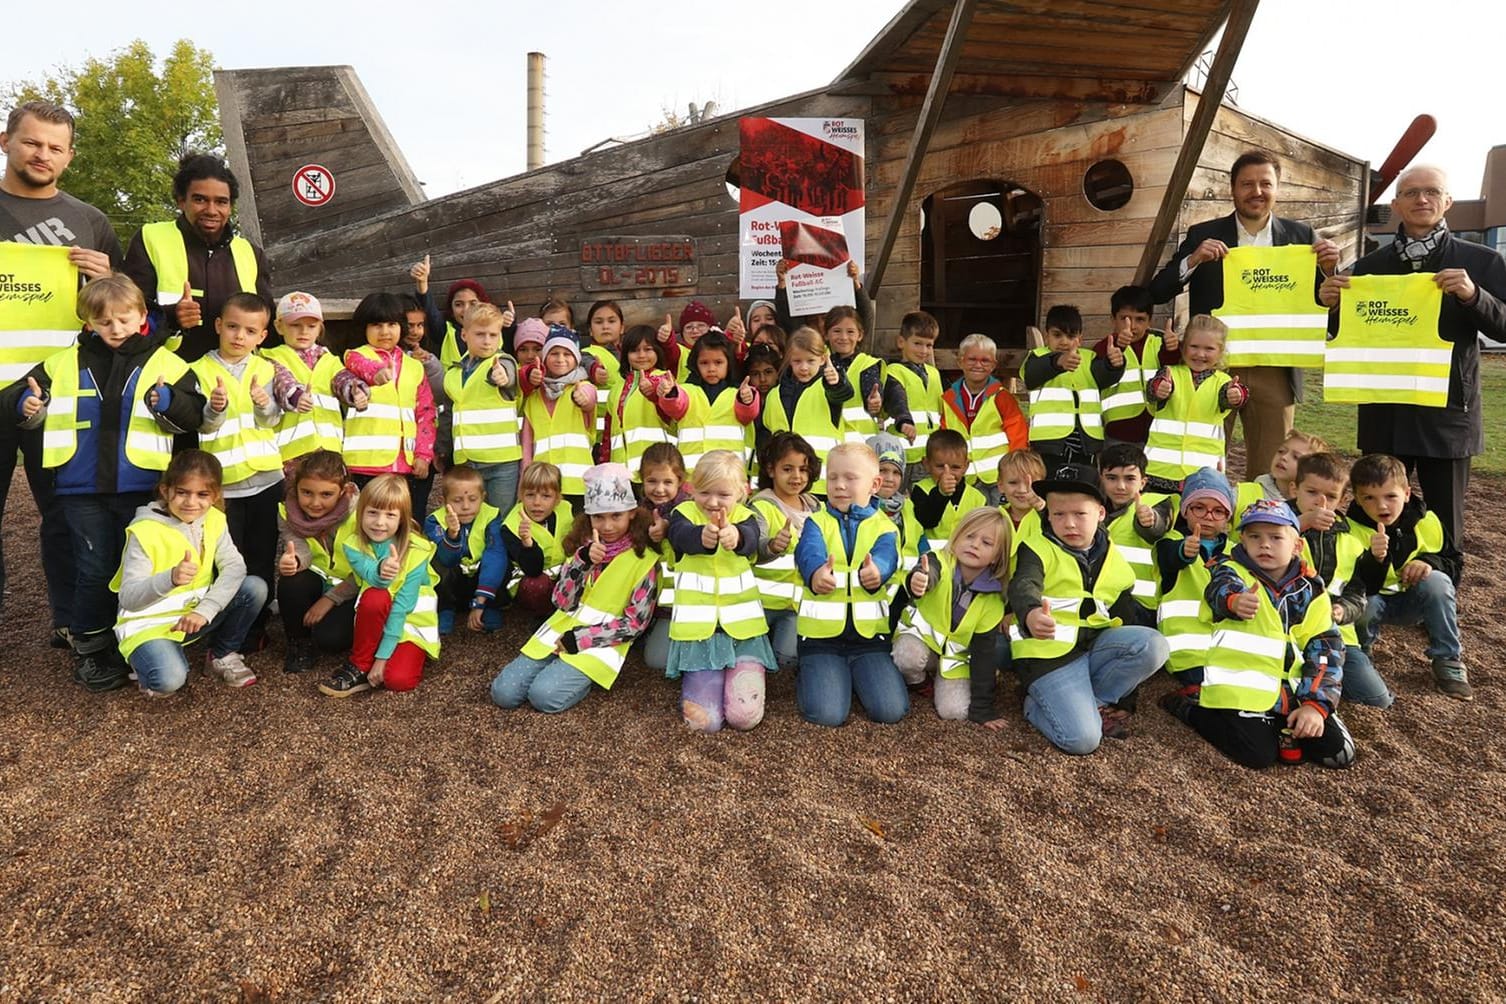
[344,538,424,660]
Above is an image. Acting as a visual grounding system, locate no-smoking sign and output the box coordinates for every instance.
[292,164,335,207]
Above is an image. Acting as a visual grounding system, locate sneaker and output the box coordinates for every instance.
[283,638,317,675]
[1098,705,1133,740]
[138,684,169,698]
[73,653,129,693]
[438,609,456,636]
[319,663,370,698]
[1431,660,1473,702]
[479,606,504,633]
[50,627,72,650]
[1158,685,1200,723]
[207,651,258,688]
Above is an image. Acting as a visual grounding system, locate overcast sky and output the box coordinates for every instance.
[4,0,1501,204]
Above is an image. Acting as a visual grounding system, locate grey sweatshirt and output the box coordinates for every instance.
[118,504,249,623]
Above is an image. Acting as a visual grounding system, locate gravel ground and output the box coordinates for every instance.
[2,467,1504,1002]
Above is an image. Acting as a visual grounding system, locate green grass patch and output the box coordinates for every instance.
[1231,354,1506,475]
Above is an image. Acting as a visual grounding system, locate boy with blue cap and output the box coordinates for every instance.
[1161,498,1355,770]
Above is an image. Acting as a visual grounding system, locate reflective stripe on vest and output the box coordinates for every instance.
[676,383,752,471]
[280,503,358,587]
[520,545,660,688]
[191,354,283,483]
[140,221,258,349]
[262,345,344,461]
[0,242,79,387]
[887,362,942,463]
[1326,273,1449,407]
[1100,333,1163,425]
[1106,493,1172,609]
[751,498,805,612]
[1145,367,1229,481]
[342,347,421,469]
[668,501,767,641]
[1200,562,1332,711]
[942,385,1016,484]
[524,389,594,494]
[1213,245,1328,367]
[608,373,671,477]
[1026,347,1103,443]
[110,508,228,658]
[41,346,187,471]
[1008,536,1135,661]
[896,551,1005,678]
[445,361,522,463]
[1354,511,1444,596]
[346,536,442,658]
[899,479,987,564]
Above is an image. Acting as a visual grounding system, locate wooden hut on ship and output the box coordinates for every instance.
[214,0,1367,366]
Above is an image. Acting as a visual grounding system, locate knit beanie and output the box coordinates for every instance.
[1179,467,1234,514]
[514,317,548,348]
[680,301,716,328]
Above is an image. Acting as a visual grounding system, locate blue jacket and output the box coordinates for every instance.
[795,499,899,643]
[422,510,509,606]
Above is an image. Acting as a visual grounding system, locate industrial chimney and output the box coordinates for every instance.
[526,52,546,171]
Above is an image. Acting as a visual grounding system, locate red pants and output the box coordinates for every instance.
[350,587,427,692]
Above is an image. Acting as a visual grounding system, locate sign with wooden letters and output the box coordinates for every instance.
[580,236,698,291]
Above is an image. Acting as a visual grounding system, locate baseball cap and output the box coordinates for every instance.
[1239,498,1300,531]
[276,291,322,322]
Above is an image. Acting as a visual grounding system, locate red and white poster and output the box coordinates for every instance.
[738,117,864,302]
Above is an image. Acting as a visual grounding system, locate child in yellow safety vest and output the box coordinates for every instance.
[1348,453,1470,701]
[883,310,942,482]
[1008,462,1168,754]
[1153,467,1235,688]
[520,329,605,499]
[5,274,207,692]
[996,449,1046,572]
[893,506,1010,725]
[1098,442,1175,629]
[1159,499,1355,770]
[663,450,777,732]
[823,304,903,445]
[1233,427,1329,525]
[898,429,987,582]
[490,462,661,714]
[263,292,368,474]
[641,442,691,673]
[656,332,759,472]
[444,302,523,514]
[339,292,438,518]
[275,449,360,675]
[192,292,284,652]
[1144,314,1248,492]
[113,450,267,695]
[751,432,822,671]
[499,461,575,618]
[601,325,672,477]
[318,474,441,698]
[793,442,908,727]
[757,327,852,495]
[1021,304,1125,468]
[421,464,506,637]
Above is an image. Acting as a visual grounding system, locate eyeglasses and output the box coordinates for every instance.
[1399,187,1446,201]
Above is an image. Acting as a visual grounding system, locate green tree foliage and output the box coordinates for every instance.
[4,39,221,245]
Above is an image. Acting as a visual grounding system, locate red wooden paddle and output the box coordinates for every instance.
[1369,114,1437,205]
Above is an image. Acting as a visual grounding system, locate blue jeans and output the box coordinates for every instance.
[1341,643,1394,709]
[1024,626,1168,755]
[490,652,594,713]
[1360,574,1461,663]
[643,618,671,672]
[797,640,909,726]
[765,610,799,671]
[59,492,151,654]
[127,576,268,693]
[473,459,520,516]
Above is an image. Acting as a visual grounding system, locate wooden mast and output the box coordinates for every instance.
[866,0,978,295]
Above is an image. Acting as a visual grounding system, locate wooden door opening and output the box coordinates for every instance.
[920,180,1043,362]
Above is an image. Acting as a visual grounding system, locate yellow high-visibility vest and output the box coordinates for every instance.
[190,354,282,484]
[1214,245,1328,367]
[762,380,842,494]
[345,536,442,658]
[1347,511,1444,596]
[668,501,767,641]
[278,503,357,587]
[139,221,258,352]
[445,359,522,464]
[40,346,187,471]
[1201,562,1332,712]
[796,508,897,639]
[608,372,671,478]
[1100,332,1165,425]
[896,550,1005,679]
[1326,273,1448,407]
[502,500,573,594]
[0,242,79,389]
[111,508,229,658]
[343,346,421,470]
[261,345,343,462]
[676,384,752,472]
[1145,366,1230,481]
[1008,535,1134,661]
[840,353,885,442]
[750,497,805,612]
[524,391,594,495]
[429,502,500,576]
[1026,347,1102,445]
[1106,492,1175,610]
[521,544,660,688]
[888,362,943,464]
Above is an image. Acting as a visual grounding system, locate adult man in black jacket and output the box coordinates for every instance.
[1320,165,1506,561]
[1149,150,1339,479]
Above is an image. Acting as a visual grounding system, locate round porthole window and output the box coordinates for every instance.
[1083,159,1134,212]
[968,201,1003,240]
[725,155,741,202]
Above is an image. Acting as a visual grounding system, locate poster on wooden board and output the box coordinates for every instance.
[781,217,854,315]
[738,117,864,300]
